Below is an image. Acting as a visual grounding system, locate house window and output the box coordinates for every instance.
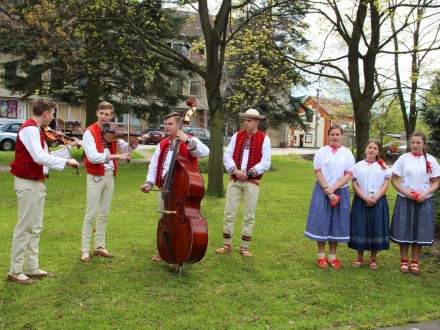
[172,43,189,57]
[305,134,313,143]
[0,100,18,119]
[172,79,184,94]
[189,80,202,96]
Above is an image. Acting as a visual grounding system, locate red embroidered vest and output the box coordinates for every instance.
[155,136,198,188]
[10,119,46,181]
[83,122,118,176]
[232,130,266,181]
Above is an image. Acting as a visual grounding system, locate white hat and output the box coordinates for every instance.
[238,108,265,120]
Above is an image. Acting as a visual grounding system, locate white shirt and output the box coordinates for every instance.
[392,152,440,197]
[18,126,67,175]
[313,145,355,188]
[146,137,209,186]
[223,132,271,176]
[353,160,392,196]
[83,130,129,172]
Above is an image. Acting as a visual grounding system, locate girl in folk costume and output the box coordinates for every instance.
[390,132,440,275]
[304,124,355,269]
[349,140,392,269]
[140,112,209,262]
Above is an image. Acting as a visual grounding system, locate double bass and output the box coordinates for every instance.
[157,101,208,271]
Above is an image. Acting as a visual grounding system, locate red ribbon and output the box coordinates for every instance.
[427,160,432,174]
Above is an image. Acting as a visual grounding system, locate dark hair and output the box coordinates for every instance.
[327,124,343,136]
[32,99,56,116]
[411,131,431,173]
[365,139,387,170]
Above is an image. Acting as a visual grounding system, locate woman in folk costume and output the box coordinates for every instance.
[304,124,355,269]
[390,132,440,275]
[349,140,392,269]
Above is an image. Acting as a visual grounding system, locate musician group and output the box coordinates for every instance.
[5,98,440,284]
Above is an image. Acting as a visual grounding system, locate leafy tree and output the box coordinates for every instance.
[370,97,404,145]
[422,71,440,156]
[0,0,184,125]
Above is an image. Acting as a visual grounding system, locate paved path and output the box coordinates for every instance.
[378,320,440,330]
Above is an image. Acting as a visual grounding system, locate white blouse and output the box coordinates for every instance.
[353,160,392,196]
[392,152,440,197]
[313,145,355,188]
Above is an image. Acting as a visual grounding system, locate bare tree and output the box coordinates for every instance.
[285,0,439,160]
[390,0,440,148]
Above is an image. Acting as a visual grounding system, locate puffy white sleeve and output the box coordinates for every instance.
[344,149,355,175]
[187,137,209,158]
[313,147,324,172]
[19,127,67,171]
[82,130,106,164]
[223,133,238,175]
[146,145,161,186]
[392,154,404,177]
[429,155,440,178]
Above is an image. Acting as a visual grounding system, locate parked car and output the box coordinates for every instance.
[0,122,22,151]
[183,127,210,147]
[141,129,164,145]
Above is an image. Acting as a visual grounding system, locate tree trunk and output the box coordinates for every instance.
[86,78,100,126]
[353,101,372,161]
[206,87,225,197]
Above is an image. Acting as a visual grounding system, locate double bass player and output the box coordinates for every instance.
[140,111,209,262]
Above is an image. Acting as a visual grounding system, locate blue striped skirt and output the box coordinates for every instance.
[304,183,351,242]
[390,195,434,246]
[348,195,390,251]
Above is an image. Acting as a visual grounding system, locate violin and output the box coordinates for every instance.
[102,122,140,148]
[41,126,81,175]
[156,99,208,272]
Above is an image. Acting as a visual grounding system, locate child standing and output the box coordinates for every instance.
[349,140,391,269]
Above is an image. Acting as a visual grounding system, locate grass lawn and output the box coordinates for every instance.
[1,155,440,329]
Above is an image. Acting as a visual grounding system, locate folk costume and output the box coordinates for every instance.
[305,145,355,242]
[81,122,129,256]
[348,160,392,252]
[221,110,271,253]
[390,152,440,246]
[145,135,209,213]
[9,119,72,281]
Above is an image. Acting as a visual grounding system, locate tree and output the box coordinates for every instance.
[115,1,308,196]
[0,0,184,125]
[224,11,308,130]
[422,71,440,156]
[370,96,404,145]
[390,0,440,150]
[285,0,439,161]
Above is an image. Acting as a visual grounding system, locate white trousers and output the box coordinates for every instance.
[10,177,46,274]
[223,180,260,248]
[81,172,114,253]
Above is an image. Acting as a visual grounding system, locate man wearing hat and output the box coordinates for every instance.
[215,109,271,257]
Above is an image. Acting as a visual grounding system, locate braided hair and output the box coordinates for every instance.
[410,132,432,174]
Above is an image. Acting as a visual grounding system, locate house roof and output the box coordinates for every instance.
[305,96,353,119]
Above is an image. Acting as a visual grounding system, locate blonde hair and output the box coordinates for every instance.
[97,101,114,111]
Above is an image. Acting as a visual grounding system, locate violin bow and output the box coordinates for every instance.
[55,108,80,175]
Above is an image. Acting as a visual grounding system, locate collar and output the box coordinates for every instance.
[365,159,376,165]
[329,144,341,154]
[411,151,423,158]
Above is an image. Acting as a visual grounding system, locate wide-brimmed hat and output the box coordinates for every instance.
[238,108,265,120]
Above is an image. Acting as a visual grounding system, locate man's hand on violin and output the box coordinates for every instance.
[140,134,149,141]
[69,137,82,147]
[66,159,80,169]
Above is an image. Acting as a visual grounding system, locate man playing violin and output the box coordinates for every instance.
[80,101,132,262]
[8,99,80,285]
[140,111,209,262]
[215,109,271,257]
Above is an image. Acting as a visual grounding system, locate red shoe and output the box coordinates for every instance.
[410,261,420,275]
[317,258,328,269]
[329,258,342,270]
[400,259,409,273]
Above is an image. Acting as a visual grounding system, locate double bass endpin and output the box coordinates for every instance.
[157,210,177,214]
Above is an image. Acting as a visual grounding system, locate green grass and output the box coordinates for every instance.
[1,156,440,329]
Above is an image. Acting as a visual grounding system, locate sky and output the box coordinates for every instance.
[179,1,440,105]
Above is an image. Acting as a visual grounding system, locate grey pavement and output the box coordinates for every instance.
[378,320,440,330]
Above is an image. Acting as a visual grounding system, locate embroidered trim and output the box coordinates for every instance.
[223,232,232,239]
